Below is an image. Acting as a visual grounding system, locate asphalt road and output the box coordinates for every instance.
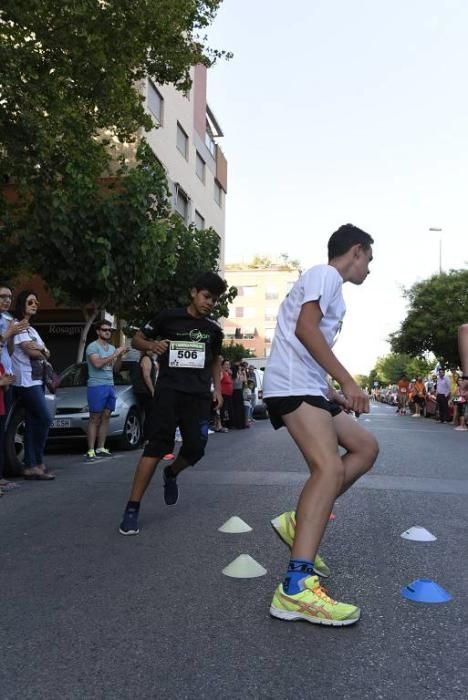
[1,403,467,700]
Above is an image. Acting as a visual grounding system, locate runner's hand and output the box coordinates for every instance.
[341,380,369,414]
[151,339,169,355]
[333,392,352,411]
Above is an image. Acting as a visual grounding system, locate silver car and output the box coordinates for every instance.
[48,361,143,449]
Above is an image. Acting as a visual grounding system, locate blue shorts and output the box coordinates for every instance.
[87,385,116,414]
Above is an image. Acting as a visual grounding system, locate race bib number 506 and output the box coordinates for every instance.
[169,341,205,368]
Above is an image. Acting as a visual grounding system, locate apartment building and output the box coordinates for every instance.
[144,64,227,266]
[224,264,301,357]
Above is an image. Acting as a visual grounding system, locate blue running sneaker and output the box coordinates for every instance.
[119,508,140,535]
[163,465,179,506]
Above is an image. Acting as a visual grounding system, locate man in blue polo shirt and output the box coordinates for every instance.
[85,320,127,462]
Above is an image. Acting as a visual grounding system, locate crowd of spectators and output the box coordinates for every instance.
[216,359,258,432]
[372,367,467,431]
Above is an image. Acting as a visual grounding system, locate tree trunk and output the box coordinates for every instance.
[77,306,99,363]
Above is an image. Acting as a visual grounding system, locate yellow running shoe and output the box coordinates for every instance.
[270,511,331,578]
[270,575,360,626]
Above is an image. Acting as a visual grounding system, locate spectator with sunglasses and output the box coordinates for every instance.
[85,321,127,462]
[11,290,55,480]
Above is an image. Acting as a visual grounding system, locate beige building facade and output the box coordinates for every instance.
[224,265,301,357]
[144,65,227,267]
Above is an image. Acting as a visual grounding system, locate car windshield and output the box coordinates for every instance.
[59,362,134,388]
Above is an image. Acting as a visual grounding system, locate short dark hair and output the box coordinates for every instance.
[328,224,374,260]
[95,320,112,331]
[0,282,12,291]
[14,289,37,320]
[193,272,227,297]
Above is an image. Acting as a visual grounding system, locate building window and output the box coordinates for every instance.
[194,210,205,230]
[214,180,223,207]
[240,286,255,297]
[175,187,189,223]
[265,307,277,322]
[148,81,163,124]
[265,285,278,300]
[265,328,275,342]
[196,152,206,183]
[177,122,188,159]
[235,307,244,318]
[205,122,216,157]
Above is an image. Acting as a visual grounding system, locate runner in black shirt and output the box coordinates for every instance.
[119,272,226,535]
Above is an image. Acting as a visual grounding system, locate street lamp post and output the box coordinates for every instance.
[429,227,443,274]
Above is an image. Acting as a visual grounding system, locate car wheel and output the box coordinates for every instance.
[4,405,26,477]
[119,407,142,450]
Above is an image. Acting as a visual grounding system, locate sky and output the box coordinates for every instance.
[205,0,468,374]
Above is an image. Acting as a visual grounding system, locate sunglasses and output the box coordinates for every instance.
[26,299,39,306]
[99,328,112,333]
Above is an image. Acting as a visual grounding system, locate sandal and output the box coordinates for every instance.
[23,471,56,481]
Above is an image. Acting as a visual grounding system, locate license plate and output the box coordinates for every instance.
[52,419,71,428]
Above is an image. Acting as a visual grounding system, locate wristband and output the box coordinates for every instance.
[462,375,468,381]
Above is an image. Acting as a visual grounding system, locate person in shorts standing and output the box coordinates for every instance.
[263,223,379,627]
[397,374,410,415]
[411,376,426,417]
[119,272,226,535]
[85,321,127,461]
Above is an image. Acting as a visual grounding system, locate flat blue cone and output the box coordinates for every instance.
[401,578,452,604]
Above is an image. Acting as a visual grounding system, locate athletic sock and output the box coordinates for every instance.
[283,559,315,595]
[126,500,140,512]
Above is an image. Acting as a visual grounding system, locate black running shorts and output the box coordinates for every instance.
[144,388,211,464]
[265,395,342,430]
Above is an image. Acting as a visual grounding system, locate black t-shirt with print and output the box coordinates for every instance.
[141,308,223,396]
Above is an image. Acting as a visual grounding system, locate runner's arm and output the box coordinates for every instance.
[132,330,169,356]
[295,300,369,413]
[211,354,223,408]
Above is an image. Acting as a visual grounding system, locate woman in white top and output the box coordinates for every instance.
[12,290,55,480]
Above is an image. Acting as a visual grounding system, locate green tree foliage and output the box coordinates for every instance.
[354,374,370,389]
[372,353,433,385]
[0,0,229,185]
[221,343,256,362]
[4,142,235,360]
[390,270,468,367]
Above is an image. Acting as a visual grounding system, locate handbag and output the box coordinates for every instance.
[43,360,60,393]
